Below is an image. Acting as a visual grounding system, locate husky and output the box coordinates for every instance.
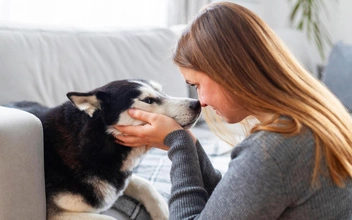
[6,79,201,220]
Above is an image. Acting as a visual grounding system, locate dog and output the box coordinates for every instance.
[5,79,201,220]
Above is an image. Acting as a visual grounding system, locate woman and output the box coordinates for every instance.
[116,2,352,219]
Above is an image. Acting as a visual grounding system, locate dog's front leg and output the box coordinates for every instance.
[123,174,169,220]
[49,212,117,220]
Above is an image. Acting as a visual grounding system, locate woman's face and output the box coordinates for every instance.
[179,67,251,124]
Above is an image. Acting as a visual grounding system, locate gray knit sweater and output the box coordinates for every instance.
[164,128,352,220]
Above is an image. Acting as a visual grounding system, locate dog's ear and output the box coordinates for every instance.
[66,92,101,117]
[95,91,110,103]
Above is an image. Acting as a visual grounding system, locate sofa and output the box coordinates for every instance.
[0,23,317,220]
[0,24,188,220]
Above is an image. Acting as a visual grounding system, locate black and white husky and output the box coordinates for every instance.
[6,79,201,220]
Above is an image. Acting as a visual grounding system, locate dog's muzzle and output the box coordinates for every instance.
[189,100,201,113]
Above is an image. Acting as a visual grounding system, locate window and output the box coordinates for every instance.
[0,0,168,28]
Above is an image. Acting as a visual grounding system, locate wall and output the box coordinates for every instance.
[328,0,352,44]
[0,0,168,28]
[222,0,352,64]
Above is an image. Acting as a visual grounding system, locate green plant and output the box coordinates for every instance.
[288,0,338,60]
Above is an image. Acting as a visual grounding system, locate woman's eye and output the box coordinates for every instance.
[142,98,154,104]
[189,84,198,89]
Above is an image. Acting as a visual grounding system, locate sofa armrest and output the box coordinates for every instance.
[0,107,46,219]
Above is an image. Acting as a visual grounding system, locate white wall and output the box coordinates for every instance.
[230,0,352,43]
[0,0,168,28]
[328,0,352,44]
[2,0,350,60]
[224,0,352,63]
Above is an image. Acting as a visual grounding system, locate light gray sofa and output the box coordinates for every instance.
[0,24,187,220]
[0,24,317,220]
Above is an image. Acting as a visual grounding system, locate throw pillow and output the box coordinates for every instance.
[322,41,352,111]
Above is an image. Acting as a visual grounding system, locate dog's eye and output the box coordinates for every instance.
[141,97,154,104]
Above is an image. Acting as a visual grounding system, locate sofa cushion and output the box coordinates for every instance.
[0,24,187,107]
[322,41,352,111]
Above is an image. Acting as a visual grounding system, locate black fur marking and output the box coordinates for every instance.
[3,79,202,218]
[5,80,144,210]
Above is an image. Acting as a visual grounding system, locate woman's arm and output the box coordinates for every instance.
[165,130,288,220]
[184,129,223,195]
[165,130,208,219]
[194,139,222,196]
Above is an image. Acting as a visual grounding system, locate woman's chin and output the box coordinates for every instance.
[219,114,242,124]
[215,111,228,122]
[215,110,238,124]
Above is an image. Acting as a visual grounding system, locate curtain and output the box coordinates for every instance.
[167,0,212,26]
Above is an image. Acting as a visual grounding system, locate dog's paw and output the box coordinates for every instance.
[49,212,117,220]
[148,200,169,220]
[123,175,169,220]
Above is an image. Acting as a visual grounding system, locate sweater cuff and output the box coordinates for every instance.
[164,129,193,147]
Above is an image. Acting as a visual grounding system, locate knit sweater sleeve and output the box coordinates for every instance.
[164,129,288,220]
[165,130,215,219]
[194,139,222,195]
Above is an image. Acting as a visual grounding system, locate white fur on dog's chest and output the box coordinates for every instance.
[121,147,147,171]
[53,148,146,213]
[53,177,130,213]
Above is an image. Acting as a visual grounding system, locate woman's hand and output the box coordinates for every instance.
[114,109,183,150]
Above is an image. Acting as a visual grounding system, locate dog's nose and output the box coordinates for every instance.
[189,100,201,111]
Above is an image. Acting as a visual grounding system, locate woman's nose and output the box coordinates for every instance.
[198,94,207,107]
[200,102,208,107]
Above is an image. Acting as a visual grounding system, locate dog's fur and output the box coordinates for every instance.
[6,79,201,220]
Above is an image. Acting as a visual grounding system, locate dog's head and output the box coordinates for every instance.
[67,79,201,135]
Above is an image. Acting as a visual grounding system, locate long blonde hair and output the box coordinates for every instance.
[173,2,352,186]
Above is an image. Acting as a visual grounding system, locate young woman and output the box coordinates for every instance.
[116,2,352,219]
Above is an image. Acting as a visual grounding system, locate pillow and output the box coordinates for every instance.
[322,41,352,111]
